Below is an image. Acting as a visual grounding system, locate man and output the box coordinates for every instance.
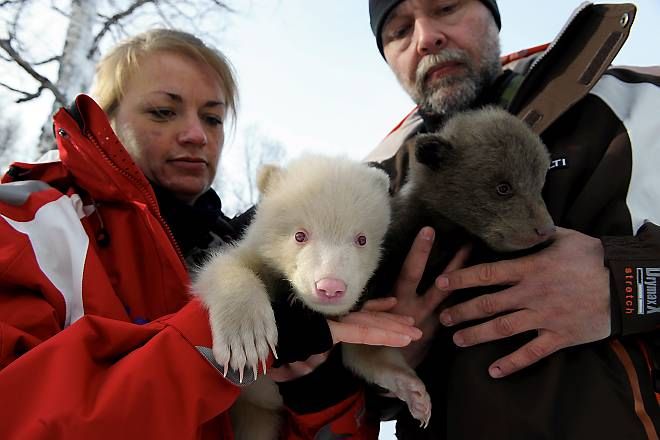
[367,0,660,438]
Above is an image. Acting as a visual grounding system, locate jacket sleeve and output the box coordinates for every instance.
[603,222,660,337]
[595,67,660,338]
[0,293,240,439]
[277,348,380,439]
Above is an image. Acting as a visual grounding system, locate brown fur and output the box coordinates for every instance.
[370,106,555,296]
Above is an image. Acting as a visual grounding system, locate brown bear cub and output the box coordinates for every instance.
[371,105,556,296]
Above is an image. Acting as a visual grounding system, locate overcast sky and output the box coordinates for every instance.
[3,1,658,169]
[218,0,659,164]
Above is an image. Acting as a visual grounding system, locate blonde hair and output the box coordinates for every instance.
[92,29,238,124]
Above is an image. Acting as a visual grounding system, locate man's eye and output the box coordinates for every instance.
[386,23,412,41]
[435,3,458,16]
[392,24,412,39]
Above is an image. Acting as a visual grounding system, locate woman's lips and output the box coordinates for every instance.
[168,157,207,171]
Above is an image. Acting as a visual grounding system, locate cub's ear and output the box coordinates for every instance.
[366,165,391,194]
[256,164,284,195]
[414,134,455,171]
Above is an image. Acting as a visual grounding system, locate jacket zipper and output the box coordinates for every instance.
[77,129,187,266]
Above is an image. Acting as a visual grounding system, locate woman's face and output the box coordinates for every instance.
[112,50,227,204]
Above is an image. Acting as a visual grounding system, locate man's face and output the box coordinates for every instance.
[382,0,502,116]
[112,51,226,204]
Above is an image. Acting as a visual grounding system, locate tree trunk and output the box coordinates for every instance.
[36,0,99,155]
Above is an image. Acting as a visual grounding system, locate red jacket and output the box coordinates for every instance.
[0,95,375,439]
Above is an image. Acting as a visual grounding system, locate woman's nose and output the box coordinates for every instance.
[177,118,208,146]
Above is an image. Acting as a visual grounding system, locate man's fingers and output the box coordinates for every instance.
[488,332,562,378]
[421,279,453,312]
[418,244,472,313]
[393,227,435,297]
[439,287,520,326]
[436,259,524,291]
[451,310,537,347]
[442,243,472,274]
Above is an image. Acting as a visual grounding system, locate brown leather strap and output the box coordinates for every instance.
[509,3,637,135]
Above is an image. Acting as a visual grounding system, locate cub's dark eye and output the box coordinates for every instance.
[294,230,308,243]
[354,234,367,247]
[496,182,513,197]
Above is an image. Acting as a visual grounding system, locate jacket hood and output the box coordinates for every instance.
[49,94,156,205]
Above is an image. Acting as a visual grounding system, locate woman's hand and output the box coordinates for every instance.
[328,297,422,346]
[270,297,421,382]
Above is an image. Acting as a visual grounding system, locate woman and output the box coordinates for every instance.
[0,29,425,439]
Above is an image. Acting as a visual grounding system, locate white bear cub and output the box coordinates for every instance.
[195,155,430,439]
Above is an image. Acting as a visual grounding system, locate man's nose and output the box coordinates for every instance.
[177,117,208,146]
[415,18,447,56]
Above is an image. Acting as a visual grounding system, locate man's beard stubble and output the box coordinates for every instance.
[409,37,502,118]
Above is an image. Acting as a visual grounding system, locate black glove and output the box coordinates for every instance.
[270,281,334,367]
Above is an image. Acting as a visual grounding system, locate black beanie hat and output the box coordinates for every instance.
[369,0,501,57]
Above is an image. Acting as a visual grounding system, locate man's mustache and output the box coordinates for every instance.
[415,50,470,90]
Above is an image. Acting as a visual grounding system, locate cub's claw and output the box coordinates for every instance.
[207,286,278,383]
[377,370,432,428]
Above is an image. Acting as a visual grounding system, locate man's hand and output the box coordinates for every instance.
[389,226,470,367]
[436,227,611,378]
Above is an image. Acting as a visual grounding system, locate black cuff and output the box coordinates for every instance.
[277,347,360,414]
[602,223,660,337]
[271,291,333,366]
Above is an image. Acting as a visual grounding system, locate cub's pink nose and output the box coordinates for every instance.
[315,278,347,299]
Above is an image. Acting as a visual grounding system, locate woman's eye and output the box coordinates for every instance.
[148,108,175,120]
[204,115,224,126]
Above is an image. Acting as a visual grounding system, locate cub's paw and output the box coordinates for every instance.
[206,285,277,384]
[380,370,432,428]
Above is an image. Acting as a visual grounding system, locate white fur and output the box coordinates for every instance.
[194,155,406,438]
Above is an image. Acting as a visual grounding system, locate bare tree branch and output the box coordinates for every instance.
[0,81,44,102]
[49,0,70,17]
[32,54,60,66]
[0,0,25,7]
[88,0,154,57]
[0,38,66,104]
[208,0,234,14]
[153,2,175,28]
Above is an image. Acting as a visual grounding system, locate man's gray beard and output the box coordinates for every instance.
[412,42,501,117]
